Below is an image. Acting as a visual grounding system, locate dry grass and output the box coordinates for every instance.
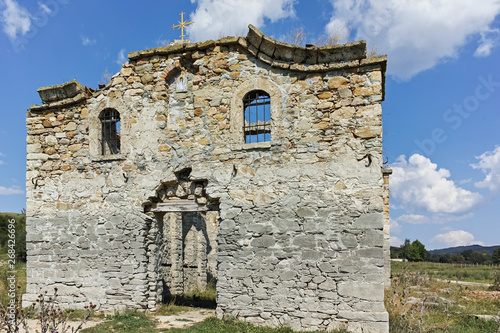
[387,263,500,332]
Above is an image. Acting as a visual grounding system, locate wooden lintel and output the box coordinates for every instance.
[151,200,208,212]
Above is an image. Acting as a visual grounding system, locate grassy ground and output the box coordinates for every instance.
[0,252,27,305]
[161,317,347,333]
[80,312,349,333]
[3,253,499,332]
[388,262,500,332]
[391,261,499,283]
[80,310,157,333]
[165,279,217,309]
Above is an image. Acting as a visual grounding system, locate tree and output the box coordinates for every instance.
[439,254,451,263]
[408,239,427,262]
[450,253,465,264]
[403,239,411,260]
[462,249,473,262]
[467,251,489,265]
[492,248,500,264]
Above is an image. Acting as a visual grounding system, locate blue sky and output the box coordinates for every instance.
[0,0,499,250]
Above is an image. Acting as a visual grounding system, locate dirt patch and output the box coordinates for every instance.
[155,309,215,329]
[18,318,102,332]
[15,308,215,332]
[461,290,500,300]
[435,278,492,288]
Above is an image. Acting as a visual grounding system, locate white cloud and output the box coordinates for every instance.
[431,230,484,247]
[1,0,31,40]
[390,154,483,214]
[187,0,296,42]
[325,0,500,80]
[471,146,500,191]
[390,218,401,233]
[324,18,349,43]
[38,2,51,14]
[0,152,4,165]
[390,236,403,247]
[81,36,95,46]
[116,48,126,65]
[474,29,500,57]
[457,178,472,185]
[0,185,23,195]
[397,214,429,224]
[397,212,473,224]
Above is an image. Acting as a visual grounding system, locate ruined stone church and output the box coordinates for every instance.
[24,25,391,332]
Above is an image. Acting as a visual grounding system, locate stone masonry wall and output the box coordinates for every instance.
[383,169,392,289]
[25,26,388,332]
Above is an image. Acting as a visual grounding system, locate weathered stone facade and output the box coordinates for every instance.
[25,25,389,332]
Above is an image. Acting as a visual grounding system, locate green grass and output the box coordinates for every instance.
[154,302,194,316]
[391,260,500,283]
[81,309,157,333]
[165,279,217,309]
[163,317,349,333]
[184,279,217,302]
[83,315,350,333]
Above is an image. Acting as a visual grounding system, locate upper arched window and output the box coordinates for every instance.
[99,108,120,155]
[243,90,271,143]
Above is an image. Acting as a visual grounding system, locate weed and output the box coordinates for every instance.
[0,288,95,333]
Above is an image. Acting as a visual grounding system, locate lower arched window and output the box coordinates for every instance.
[243,90,271,143]
[99,108,120,155]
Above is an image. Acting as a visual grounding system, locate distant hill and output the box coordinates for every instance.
[429,244,500,255]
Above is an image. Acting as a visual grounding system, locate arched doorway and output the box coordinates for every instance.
[144,168,219,310]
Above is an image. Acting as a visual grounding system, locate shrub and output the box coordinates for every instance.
[489,272,500,291]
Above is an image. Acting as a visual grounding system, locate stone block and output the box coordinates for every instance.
[292,235,315,249]
[246,24,263,49]
[295,207,315,217]
[259,35,276,57]
[353,213,383,229]
[338,281,384,301]
[328,76,350,89]
[37,80,84,103]
[251,235,275,248]
[135,63,153,73]
[347,321,389,333]
[354,126,382,139]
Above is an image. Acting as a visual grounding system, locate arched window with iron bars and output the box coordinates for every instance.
[99,108,121,155]
[243,90,271,143]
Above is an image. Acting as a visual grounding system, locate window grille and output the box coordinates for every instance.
[99,109,120,155]
[243,90,271,143]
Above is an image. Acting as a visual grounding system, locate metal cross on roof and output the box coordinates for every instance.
[172,12,193,41]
